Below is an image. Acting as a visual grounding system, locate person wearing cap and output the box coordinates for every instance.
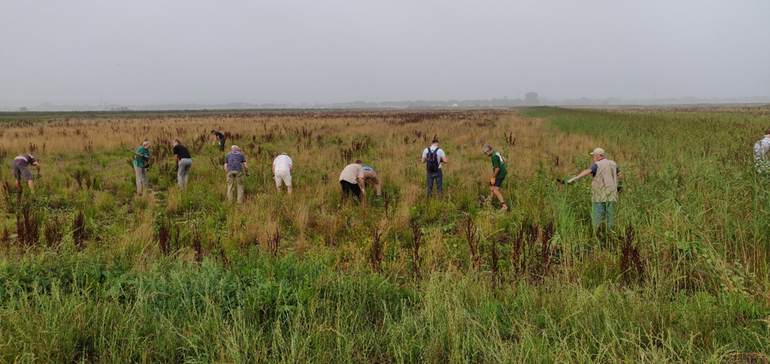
[272,152,293,194]
[362,166,382,196]
[567,148,622,229]
[753,128,770,173]
[12,153,41,193]
[224,145,249,204]
[172,139,193,190]
[482,145,508,211]
[339,160,365,205]
[421,138,448,197]
[211,130,227,152]
[133,141,151,195]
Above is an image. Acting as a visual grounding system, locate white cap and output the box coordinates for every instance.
[590,148,605,156]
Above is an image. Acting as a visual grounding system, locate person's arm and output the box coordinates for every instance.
[567,168,593,184]
[441,155,448,164]
[358,177,365,189]
[272,164,275,174]
[34,162,41,173]
[493,167,500,178]
[243,162,249,175]
[224,163,228,172]
[174,154,180,164]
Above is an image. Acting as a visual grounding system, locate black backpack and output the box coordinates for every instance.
[426,147,440,172]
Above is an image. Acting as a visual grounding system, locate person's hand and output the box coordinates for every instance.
[490,177,496,186]
[566,177,578,185]
[142,155,149,161]
[361,188,365,194]
[245,172,250,177]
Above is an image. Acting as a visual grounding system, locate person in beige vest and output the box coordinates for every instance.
[567,148,622,229]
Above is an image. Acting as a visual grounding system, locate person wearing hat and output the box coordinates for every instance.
[224,145,249,204]
[753,128,770,173]
[567,148,622,229]
[421,138,448,197]
[272,152,293,194]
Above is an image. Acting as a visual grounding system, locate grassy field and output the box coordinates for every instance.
[0,107,769,363]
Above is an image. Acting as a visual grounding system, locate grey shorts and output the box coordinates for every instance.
[13,164,33,181]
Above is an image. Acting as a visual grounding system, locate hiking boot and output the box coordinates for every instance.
[500,203,509,212]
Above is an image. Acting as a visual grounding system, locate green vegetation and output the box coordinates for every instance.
[0,108,768,363]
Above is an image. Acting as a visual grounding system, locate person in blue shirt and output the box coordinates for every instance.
[224,145,249,204]
[362,166,382,196]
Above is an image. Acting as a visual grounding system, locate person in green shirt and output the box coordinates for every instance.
[133,141,151,195]
[482,145,508,211]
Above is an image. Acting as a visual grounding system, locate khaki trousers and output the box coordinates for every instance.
[227,171,244,203]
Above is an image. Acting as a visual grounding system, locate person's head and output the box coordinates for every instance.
[231,145,240,151]
[355,159,363,165]
[482,145,493,156]
[172,139,180,146]
[142,141,151,149]
[764,128,770,136]
[590,147,605,161]
[281,152,288,156]
[211,130,216,134]
[431,138,440,146]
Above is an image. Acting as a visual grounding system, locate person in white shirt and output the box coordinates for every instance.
[421,139,448,197]
[272,152,293,194]
[754,128,770,173]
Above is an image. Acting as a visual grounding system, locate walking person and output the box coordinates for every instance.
[211,130,227,152]
[567,148,622,230]
[421,139,448,197]
[362,166,382,196]
[754,128,770,173]
[12,153,41,194]
[482,145,509,211]
[172,139,192,189]
[224,145,249,204]
[339,160,365,206]
[133,141,151,195]
[272,152,293,194]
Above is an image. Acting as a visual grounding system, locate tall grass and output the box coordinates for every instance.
[0,108,768,362]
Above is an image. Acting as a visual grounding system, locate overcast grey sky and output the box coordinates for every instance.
[1,0,768,106]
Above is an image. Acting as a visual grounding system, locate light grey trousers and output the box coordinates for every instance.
[134,165,148,193]
[177,158,192,189]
